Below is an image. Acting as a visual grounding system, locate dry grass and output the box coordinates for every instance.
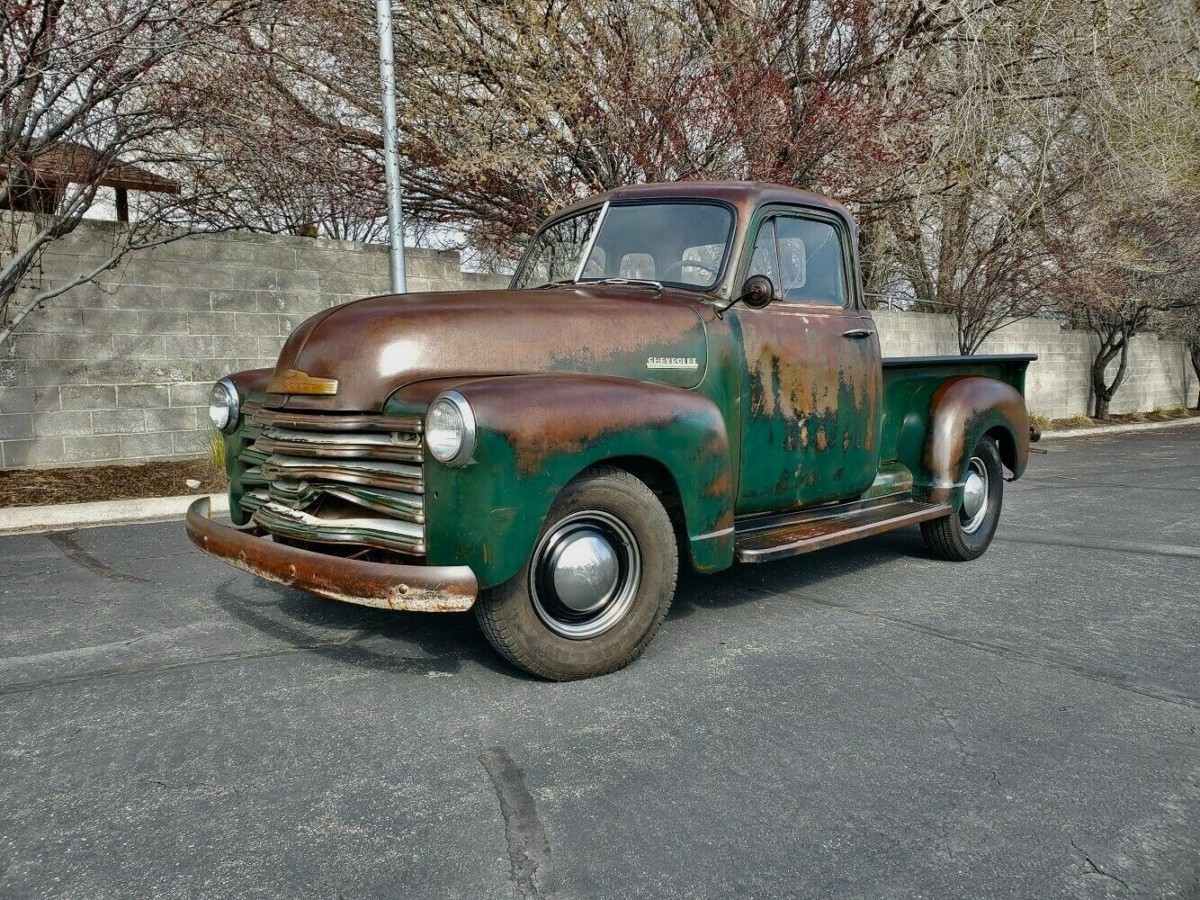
[0,460,228,509]
[1045,407,1200,431]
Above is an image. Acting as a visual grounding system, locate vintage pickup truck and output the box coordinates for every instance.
[188,181,1037,679]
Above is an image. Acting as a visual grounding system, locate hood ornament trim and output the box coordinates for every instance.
[266,368,340,396]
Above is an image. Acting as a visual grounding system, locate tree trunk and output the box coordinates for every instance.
[1090,332,1130,420]
[1189,340,1200,410]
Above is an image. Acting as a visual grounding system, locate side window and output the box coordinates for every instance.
[774,217,846,306]
[748,219,779,283]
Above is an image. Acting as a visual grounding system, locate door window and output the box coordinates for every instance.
[748,214,847,306]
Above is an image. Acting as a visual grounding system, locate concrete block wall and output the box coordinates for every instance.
[2,216,1195,470]
[872,311,1198,419]
[1,220,507,469]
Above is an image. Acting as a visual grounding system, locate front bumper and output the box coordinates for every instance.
[186,497,477,612]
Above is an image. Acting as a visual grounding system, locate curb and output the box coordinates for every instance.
[1038,417,1200,441]
[0,493,229,536]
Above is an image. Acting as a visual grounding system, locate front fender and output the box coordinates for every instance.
[222,367,274,525]
[418,374,735,589]
[906,376,1030,508]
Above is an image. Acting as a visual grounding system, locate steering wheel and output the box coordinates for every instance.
[659,259,719,282]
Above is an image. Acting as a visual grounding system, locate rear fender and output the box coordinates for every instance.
[415,374,735,589]
[900,376,1030,509]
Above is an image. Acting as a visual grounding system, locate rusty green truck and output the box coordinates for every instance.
[189,181,1038,679]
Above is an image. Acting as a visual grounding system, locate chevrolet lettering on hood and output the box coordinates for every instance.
[646,356,698,370]
[189,180,1038,681]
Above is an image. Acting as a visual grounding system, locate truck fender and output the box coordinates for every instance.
[221,367,274,525]
[915,376,1030,508]
[416,374,735,589]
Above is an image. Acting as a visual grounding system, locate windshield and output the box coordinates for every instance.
[512,201,734,290]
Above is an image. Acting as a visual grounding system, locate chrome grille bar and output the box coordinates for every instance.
[236,411,427,553]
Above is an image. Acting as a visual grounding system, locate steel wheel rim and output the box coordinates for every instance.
[960,457,990,535]
[530,510,642,640]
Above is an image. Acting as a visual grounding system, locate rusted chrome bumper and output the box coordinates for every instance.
[185,497,477,612]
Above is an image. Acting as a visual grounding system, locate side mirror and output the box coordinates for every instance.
[740,274,775,309]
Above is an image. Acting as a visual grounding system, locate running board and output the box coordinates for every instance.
[734,499,952,563]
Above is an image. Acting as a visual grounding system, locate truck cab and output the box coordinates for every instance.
[190,181,1036,679]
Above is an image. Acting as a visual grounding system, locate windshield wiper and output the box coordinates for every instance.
[535,278,578,289]
[589,277,664,292]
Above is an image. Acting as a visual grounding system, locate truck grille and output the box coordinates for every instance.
[236,407,426,555]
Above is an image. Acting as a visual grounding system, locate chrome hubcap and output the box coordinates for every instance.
[960,457,990,534]
[531,511,641,640]
[548,529,620,614]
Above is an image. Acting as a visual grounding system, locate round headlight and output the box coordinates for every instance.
[425,391,476,466]
[208,378,240,434]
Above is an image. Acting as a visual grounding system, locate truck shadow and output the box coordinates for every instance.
[210,528,937,679]
[211,578,518,679]
[668,526,931,620]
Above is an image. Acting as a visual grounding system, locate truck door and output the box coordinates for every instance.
[731,208,882,515]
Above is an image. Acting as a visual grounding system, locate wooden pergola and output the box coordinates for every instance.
[0,142,180,222]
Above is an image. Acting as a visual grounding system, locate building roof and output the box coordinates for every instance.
[0,142,179,195]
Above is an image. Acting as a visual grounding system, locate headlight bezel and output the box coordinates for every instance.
[425,390,476,467]
[208,377,240,434]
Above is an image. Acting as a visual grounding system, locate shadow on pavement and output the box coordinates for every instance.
[211,578,519,679]
[669,526,930,620]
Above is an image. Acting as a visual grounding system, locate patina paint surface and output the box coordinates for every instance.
[419,373,735,588]
[205,182,1038,604]
[263,288,709,413]
[882,365,1032,507]
[731,304,881,513]
[185,498,477,611]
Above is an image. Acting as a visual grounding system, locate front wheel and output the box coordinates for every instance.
[475,466,678,680]
[921,437,1004,561]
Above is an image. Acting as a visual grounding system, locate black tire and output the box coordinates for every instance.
[921,437,1004,561]
[475,466,678,680]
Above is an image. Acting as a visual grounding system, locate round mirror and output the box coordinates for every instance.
[740,274,775,309]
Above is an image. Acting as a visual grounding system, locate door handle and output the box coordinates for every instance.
[842,328,874,339]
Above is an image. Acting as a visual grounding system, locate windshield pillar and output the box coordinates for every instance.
[573,201,610,282]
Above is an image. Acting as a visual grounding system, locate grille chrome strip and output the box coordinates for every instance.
[252,502,425,554]
[238,412,427,553]
[250,408,421,434]
[260,453,423,493]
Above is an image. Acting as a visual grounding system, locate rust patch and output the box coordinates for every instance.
[264,287,710,413]
[921,376,1031,502]
[457,374,731,480]
[185,498,476,612]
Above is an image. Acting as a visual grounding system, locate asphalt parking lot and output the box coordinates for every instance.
[1,427,1197,899]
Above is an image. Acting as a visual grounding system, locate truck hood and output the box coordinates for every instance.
[265,286,710,412]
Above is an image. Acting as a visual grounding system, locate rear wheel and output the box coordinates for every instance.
[921,437,1004,561]
[475,466,678,680]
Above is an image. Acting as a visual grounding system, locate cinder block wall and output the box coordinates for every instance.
[1,218,1196,471]
[0,221,506,469]
[872,311,1199,419]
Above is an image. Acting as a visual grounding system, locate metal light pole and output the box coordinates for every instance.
[375,0,406,293]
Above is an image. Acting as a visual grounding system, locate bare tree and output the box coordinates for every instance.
[1048,196,1200,418]
[235,0,988,261]
[881,0,1116,354]
[1159,303,1200,409]
[0,0,266,349]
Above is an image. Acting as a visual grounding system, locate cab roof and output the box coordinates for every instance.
[553,180,856,228]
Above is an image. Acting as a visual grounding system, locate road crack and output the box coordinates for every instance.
[480,747,554,900]
[46,531,151,584]
[1072,840,1131,892]
[797,595,1200,711]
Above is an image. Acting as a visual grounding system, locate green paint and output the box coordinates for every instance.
[421,375,735,589]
